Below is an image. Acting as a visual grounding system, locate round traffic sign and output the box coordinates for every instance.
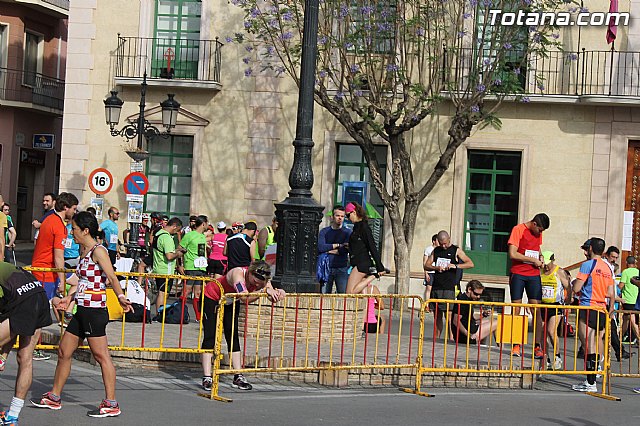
[88,168,114,195]
[123,172,150,195]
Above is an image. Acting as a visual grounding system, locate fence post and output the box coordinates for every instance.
[401,299,434,398]
[207,293,232,402]
[587,310,620,401]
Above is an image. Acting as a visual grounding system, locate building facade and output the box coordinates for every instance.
[58,0,640,298]
[0,0,68,239]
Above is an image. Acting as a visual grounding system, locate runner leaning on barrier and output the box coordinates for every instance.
[0,263,53,426]
[570,237,615,393]
[31,211,132,418]
[539,251,571,369]
[507,213,549,359]
[200,260,285,392]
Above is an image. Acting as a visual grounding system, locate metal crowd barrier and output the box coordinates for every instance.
[23,267,216,354]
[611,309,640,383]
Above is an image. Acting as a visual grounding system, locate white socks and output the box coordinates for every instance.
[8,396,24,418]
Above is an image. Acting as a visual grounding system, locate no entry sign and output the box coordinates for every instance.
[123,172,149,196]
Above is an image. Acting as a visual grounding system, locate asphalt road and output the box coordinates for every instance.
[0,354,639,426]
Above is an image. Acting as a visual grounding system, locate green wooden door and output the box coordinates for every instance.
[464,151,521,275]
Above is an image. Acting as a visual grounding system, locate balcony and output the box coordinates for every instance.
[11,0,69,17]
[114,36,223,91]
[444,48,640,105]
[0,67,65,115]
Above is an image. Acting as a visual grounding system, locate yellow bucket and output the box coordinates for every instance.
[495,314,529,345]
[106,288,124,320]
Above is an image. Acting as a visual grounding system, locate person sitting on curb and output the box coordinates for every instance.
[451,280,497,345]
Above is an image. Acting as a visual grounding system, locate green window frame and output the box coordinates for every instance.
[153,0,202,79]
[144,135,193,222]
[463,150,521,276]
[334,143,387,253]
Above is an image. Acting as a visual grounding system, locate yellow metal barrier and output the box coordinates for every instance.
[610,309,640,382]
[207,292,426,402]
[22,267,218,354]
[422,299,619,401]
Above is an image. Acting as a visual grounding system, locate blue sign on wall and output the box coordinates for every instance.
[33,134,55,149]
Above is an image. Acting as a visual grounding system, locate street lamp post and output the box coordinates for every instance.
[271,0,324,293]
[103,72,180,241]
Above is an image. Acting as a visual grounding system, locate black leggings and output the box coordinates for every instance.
[202,297,240,352]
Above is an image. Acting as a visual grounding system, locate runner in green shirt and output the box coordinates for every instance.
[178,215,209,321]
[152,218,185,315]
[619,256,640,344]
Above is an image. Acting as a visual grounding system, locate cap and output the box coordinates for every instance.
[541,250,554,265]
[142,213,150,220]
[345,202,356,214]
[580,239,591,250]
[150,212,162,220]
[216,221,226,229]
[232,221,243,229]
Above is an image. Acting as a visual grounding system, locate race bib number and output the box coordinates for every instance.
[524,250,539,259]
[77,278,89,298]
[64,238,73,249]
[194,257,207,268]
[110,234,118,245]
[435,258,451,268]
[541,286,555,303]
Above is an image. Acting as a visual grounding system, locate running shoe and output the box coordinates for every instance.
[87,400,121,418]
[534,346,544,360]
[0,355,6,372]
[231,374,253,390]
[553,355,563,370]
[202,377,213,392]
[32,350,51,361]
[30,392,62,410]
[632,387,640,394]
[571,380,597,392]
[0,411,18,426]
[511,344,521,357]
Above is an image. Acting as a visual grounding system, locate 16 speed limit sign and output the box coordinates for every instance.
[88,168,114,195]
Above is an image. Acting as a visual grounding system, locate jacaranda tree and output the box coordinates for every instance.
[230,0,574,293]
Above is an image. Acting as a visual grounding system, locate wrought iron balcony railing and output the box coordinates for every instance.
[115,36,223,84]
[0,67,65,111]
[443,48,640,98]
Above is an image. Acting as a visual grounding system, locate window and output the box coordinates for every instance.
[145,135,193,222]
[334,143,387,253]
[153,0,202,79]
[23,32,43,86]
[347,1,396,54]
[463,150,521,275]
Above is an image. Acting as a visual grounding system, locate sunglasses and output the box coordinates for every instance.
[253,269,271,281]
[472,291,483,297]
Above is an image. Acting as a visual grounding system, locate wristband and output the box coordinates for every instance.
[117,294,127,300]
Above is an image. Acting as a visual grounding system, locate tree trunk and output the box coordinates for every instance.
[388,205,411,295]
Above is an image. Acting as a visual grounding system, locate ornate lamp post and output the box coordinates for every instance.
[103,72,180,161]
[271,0,324,293]
[103,72,180,243]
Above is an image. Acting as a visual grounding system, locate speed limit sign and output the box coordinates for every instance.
[88,168,114,195]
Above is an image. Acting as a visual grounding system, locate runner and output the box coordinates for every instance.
[0,263,53,426]
[177,215,209,322]
[200,260,285,391]
[30,211,132,417]
[207,221,228,279]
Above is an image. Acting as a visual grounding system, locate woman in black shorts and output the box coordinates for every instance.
[344,202,388,293]
[31,212,132,418]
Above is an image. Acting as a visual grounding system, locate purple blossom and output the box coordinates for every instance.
[568,6,577,13]
[354,90,363,97]
[281,31,294,41]
[242,57,250,64]
[457,31,466,38]
[225,36,233,43]
[463,12,471,19]
[493,78,502,86]
[361,5,374,15]
[282,11,294,21]
[469,0,478,6]
[411,115,419,122]
[483,58,491,65]
[416,27,425,36]
[523,0,532,4]
[537,83,545,91]
[386,63,399,72]
[482,0,492,7]
[514,68,521,75]
[339,5,349,18]
[345,42,354,49]
[334,91,344,101]
[504,42,512,49]
[319,35,328,44]
[471,105,480,113]
[245,46,253,52]
[476,84,486,92]
[568,53,578,61]
[250,8,261,18]
[552,33,560,39]
[580,6,589,13]
[244,21,252,28]
[268,19,279,29]
[350,64,360,73]
[377,22,392,32]
[276,66,286,75]
[244,68,253,77]
[319,70,328,78]
[266,46,275,56]
[532,33,541,43]
[521,96,531,103]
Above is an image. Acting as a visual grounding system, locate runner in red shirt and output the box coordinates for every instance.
[31,193,79,301]
[507,213,549,358]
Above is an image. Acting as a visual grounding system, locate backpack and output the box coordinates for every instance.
[125,303,152,323]
[153,300,189,324]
